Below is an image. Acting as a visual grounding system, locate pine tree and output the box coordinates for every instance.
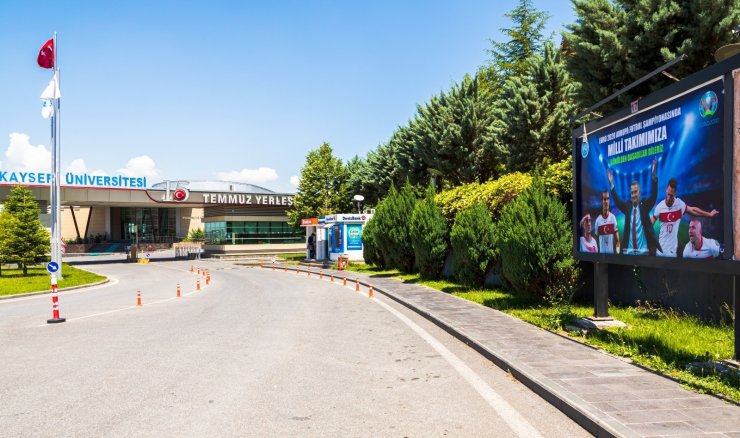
[287,143,351,227]
[2,186,50,275]
[564,0,740,113]
[496,41,578,172]
[479,0,550,90]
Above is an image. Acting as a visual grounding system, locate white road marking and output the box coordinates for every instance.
[290,269,543,438]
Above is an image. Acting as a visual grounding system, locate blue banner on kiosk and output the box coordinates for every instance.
[576,78,725,260]
[346,224,363,250]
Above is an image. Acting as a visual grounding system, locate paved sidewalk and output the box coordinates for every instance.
[281,265,740,438]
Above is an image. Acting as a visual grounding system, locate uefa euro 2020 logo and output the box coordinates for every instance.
[699,91,718,119]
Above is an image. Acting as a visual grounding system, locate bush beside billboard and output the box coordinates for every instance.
[574,76,732,267]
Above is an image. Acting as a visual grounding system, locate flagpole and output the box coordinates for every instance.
[52,32,63,279]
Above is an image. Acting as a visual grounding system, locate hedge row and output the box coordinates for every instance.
[362,160,578,301]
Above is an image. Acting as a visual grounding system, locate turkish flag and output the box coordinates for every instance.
[37,38,54,69]
[660,210,682,223]
[598,223,615,235]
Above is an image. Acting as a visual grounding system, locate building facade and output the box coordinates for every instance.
[0,172,302,254]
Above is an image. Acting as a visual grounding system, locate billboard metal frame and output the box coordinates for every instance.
[571,54,740,276]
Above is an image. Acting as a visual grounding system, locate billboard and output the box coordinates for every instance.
[575,78,728,262]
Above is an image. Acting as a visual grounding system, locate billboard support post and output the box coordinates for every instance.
[593,262,610,318]
[734,275,739,361]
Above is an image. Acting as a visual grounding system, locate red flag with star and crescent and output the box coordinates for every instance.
[659,210,682,223]
[37,38,54,69]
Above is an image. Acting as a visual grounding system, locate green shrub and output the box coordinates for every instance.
[436,172,532,226]
[371,181,417,273]
[495,176,579,301]
[543,156,573,209]
[361,215,385,267]
[410,185,449,279]
[185,228,205,242]
[450,203,496,286]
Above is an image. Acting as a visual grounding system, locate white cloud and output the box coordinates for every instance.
[4,133,51,172]
[290,175,300,187]
[217,167,278,184]
[117,155,161,179]
[65,158,108,176]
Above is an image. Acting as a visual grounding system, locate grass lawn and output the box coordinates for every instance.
[346,264,740,403]
[276,253,306,264]
[0,263,106,296]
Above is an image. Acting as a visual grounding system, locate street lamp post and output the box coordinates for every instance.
[353,194,364,214]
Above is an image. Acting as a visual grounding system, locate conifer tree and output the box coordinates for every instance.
[0,210,19,276]
[479,0,550,90]
[496,41,578,172]
[370,181,417,273]
[412,75,502,186]
[564,0,740,112]
[410,184,448,279]
[2,185,50,275]
[287,143,350,227]
[450,203,496,286]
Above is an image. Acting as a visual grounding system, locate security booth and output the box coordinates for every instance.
[325,213,373,262]
[300,217,319,259]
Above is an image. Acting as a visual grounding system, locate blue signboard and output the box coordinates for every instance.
[575,78,725,260]
[346,224,363,250]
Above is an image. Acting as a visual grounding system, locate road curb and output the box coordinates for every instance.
[270,265,630,438]
[0,278,110,301]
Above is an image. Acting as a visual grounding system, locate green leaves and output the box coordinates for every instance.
[450,203,496,287]
[496,177,578,301]
[0,186,50,275]
[564,0,740,113]
[410,185,449,279]
[287,143,351,227]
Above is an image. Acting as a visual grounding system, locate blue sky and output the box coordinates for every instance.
[0,0,575,193]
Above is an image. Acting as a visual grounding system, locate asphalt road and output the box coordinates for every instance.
[0,259,591,437]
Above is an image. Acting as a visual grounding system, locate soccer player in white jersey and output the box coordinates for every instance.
[683,218,722,258]
[651,178,718,257]
[579,215,598,253]
[594,190,620,253]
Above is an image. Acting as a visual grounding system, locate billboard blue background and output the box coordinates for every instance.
[576,78,725,258]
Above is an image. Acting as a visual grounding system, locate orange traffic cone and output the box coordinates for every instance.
[355,279,360,292]
[206,274,211,286]
[177,284,181,298]
[343,275,347,286]
[330,273,334,283]
[137,290,142,307]
[368,285,374,298]
[320,270,323,280]
[197,278,201,291]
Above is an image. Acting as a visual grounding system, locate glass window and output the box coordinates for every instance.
[204,220,303,244]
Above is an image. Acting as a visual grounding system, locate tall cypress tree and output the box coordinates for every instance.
[2,185,50,275]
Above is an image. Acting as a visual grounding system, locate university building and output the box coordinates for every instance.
[0,171,303,254]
